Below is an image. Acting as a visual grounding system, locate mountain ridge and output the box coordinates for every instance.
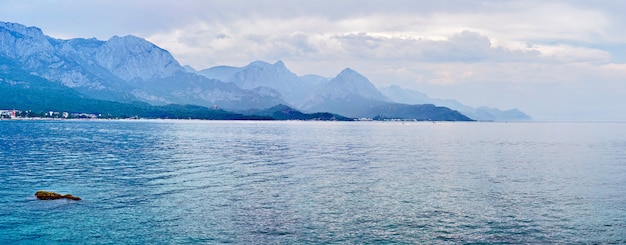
[0,21,287,110]
[199,60,326,107]
[379,85,531,121]
[0,20,524,121]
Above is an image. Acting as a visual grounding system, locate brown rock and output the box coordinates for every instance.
[62,194,81,201]
[35,190,81,201]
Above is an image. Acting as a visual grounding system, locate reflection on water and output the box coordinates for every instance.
[0,120,625,243]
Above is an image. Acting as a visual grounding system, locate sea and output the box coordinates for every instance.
[0,120,625,244]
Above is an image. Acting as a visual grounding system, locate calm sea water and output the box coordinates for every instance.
[0,120,625,244]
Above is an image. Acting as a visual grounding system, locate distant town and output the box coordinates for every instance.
[0,109,126,120]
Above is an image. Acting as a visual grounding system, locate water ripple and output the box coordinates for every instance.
[1,121,626,243]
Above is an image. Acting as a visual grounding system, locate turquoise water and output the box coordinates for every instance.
[1,120,625,243]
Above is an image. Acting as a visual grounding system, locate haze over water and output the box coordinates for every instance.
[1,120,625,243]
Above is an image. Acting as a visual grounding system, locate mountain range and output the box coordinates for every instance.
[0,21,529,121]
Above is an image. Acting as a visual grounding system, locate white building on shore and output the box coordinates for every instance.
[0,110,18,119]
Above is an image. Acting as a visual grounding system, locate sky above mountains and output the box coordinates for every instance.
[1,0,625,121]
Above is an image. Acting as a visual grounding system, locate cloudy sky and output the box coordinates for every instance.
[2,0,625,121]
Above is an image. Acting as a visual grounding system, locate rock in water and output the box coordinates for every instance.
[35,190,81,201]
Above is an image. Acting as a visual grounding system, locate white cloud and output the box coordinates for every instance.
[535,44,612,63]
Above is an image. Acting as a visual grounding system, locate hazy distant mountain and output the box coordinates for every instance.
[198,65,242,82]
[472,107,531,121]
[300,68,392,117]
[198,62,472,120]
[135,72,285,110]
[379,85,531,121]
[308,68,390,102]
[198,60,327,107]
[198,62,475,120]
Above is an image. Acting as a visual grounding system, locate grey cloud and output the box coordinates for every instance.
[172,0,488,20]
[333,31,540,62]
[340,33,382,49]
[423,31,541,62]
[237,32,319,60]
[0,0,532,38]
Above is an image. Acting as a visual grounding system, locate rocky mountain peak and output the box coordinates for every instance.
[338,67,357,75]
[244,60,290,73]
[0,21,45,38]
[327,67,390,102]
[94,35,184,81]
[0,21,55,61]
[247,60,272,67]
[334,68,367,83]
[273,60,286,68]
[232,60,298,89]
